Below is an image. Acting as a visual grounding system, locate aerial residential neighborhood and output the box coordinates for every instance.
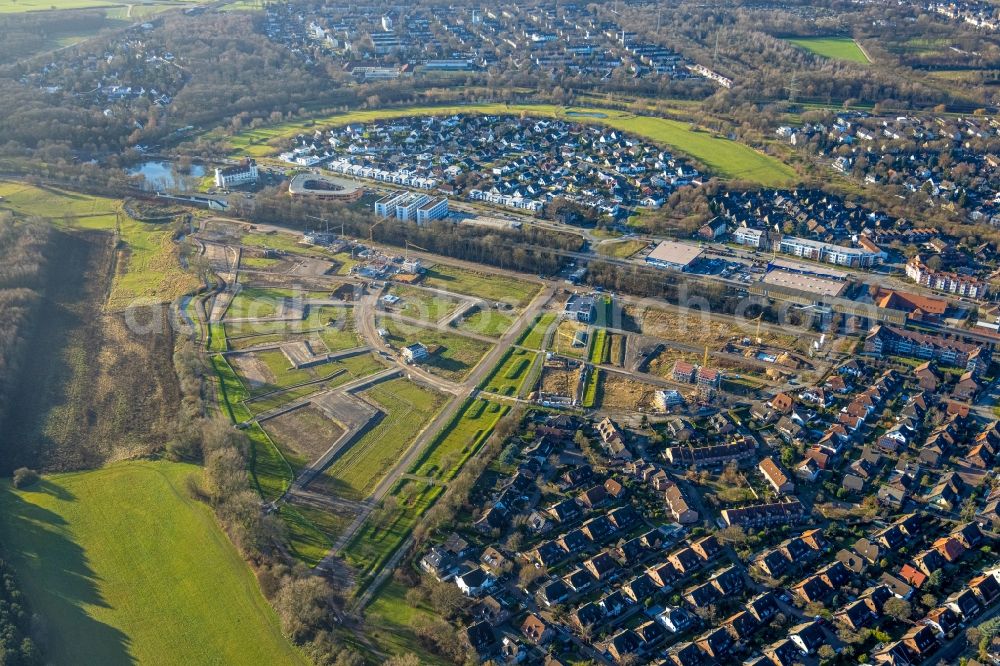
[3,0,1000,665]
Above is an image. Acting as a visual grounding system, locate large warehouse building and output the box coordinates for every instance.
[645,241,704,271]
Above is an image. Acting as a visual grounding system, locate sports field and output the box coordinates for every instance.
[0,462,305,665]
[786,36,870,63]
[220,104,796,186]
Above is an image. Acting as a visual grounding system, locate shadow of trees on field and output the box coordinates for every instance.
[0,487,135,666]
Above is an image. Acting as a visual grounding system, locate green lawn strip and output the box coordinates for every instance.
[420,264,540,307]
[322,378,447,501]
[481,347,538,396]
[245,423,292,502]
[383,319,492,382]
[224,304,352,339]
[582,367,601,408]
[0,461,305,665]
[588,328,610,364]
[242,353,383,416]
[207,322,228,352]
[411,398,509,480]
[224,286,304,320]
[217,104,795,186]
[519,312,557,349]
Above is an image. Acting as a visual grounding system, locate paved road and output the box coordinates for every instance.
[319,283,554,572]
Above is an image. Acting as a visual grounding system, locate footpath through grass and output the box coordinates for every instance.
[0,461,305,665]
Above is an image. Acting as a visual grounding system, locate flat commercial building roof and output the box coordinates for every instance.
[768,258,850,281]
[762,268,847,297]
[646,240,704,269]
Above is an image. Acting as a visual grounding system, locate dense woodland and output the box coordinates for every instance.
[0,215,49,474]
[0,558,41,666]
[0,10,112,66]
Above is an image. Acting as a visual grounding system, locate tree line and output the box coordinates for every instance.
[0,215,50,473]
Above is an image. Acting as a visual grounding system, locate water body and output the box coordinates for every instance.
[128,161,206,192]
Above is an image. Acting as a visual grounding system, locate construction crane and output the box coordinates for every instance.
[755,313,763,345]
[404,239,428,263]
[368,218,385,244]
[703,345,709,367]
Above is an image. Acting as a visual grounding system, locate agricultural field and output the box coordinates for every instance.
[412,398,509,480]
[218,104,796,186]
[420,264,540,308]
[456,307,517,337]
[786,36,870,63]
[321,378,447,500]
[383,320,493,381]
[0,0,189,12]
[0,462,304,665]
[262,405,345,472]
[519,312,557,349]
[482,347,539,396]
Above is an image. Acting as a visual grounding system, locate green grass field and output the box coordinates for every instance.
[219,104,796,186]
[519,312,557,350]
[342,479,442,579]
[411,398,509,480]
[482,348,538,396]
[786,37,870,63]
[383,320,493,381]
[597,238,648,258]
[456,308,516,337]
[0,0,186,13]
[0,181,198,310]
[390,285,461,322]
[420,264,541,307]
[321,378,446,500]
[366,581,449,665]
[0,462,304,665]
